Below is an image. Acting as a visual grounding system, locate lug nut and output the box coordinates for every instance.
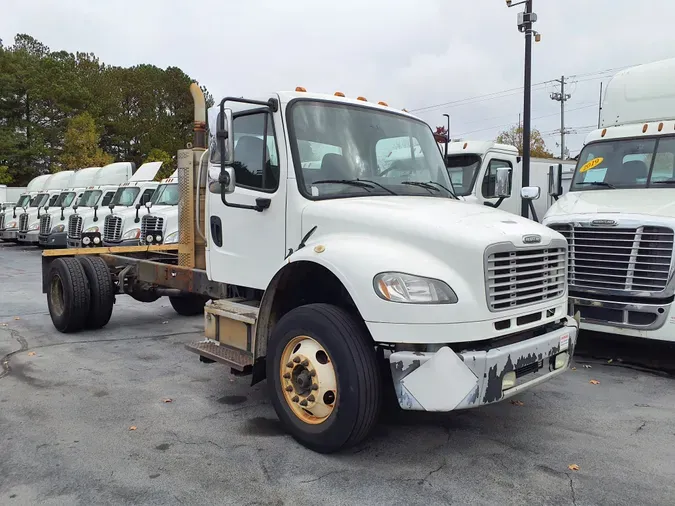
[285,386,293,392]
[292,395,299,403]
[309,371,316,377]
[311,384,318,390]
[307,395,315,402]
[286,362,293,368]
[299,399,308,407]
[293,356,301,363]
[301,359,309,367]
[283,372,291,379]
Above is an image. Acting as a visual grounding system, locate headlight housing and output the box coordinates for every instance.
[122,228,141,240]
[29,222,40,231]
[164,231,179,244]
[374,272,458,304]
[51,224,65,233]
[84,226,99,233]
[8,221,17,228]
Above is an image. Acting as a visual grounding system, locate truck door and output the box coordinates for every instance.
[478,154,521,215]
[206,108,287,290]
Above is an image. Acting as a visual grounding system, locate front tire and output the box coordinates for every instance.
[47,257,91,333]
[267,303,381,453]
[169,294,208,316]
[78,256,115,329]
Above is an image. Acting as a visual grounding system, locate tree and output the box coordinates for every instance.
[146,148,174,180]
[496,124,554,158]
[58,112,113,170]
[0,166,13,184]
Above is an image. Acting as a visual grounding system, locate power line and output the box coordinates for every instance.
[550,75,572,158]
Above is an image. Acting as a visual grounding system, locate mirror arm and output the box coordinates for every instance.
[134,206,140,223]
[483,197,506,209]
[527,200,539,222]
[60,207,65,221]
[93,207,98,222]
[222,195,270,213]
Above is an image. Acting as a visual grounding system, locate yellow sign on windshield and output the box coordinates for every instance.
[579,157,604,173]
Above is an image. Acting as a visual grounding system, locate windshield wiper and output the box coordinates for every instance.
[576,181,615,189]
[422,181,456,198]
[353,179,397,195]
[401,181,453,196]
[312,179,373,192]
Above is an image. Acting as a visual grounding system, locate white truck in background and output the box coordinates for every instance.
[137,173,180,246]
[1,174,52,240]
[40,163,135,248]
[0,185,28,204]
[543,58,675,342]
[441,141,575,221]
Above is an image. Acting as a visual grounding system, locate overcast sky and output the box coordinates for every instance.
[2,0,675,157]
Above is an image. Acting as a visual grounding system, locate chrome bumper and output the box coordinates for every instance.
[571,295,670,331]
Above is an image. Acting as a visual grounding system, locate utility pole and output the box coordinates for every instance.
[443,113,451,159]
[550,75,571,159]
[597,82,603,128]
[506,0,540,218]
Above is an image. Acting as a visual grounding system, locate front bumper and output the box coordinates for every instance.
[1,228,18,241]
[102,239,140,247]
[39,232,67,248]
[389,317,578,412]
[18,230,39,244]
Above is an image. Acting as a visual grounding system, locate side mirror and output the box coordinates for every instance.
[44,206,50,212]
[219,167,236,195]
[135,203,141,210]
[145,201,152,210]
[73,204,79,212]
[92,205,97,211]
[495,167,512,198]
[217,108,235,166]
[548,163,563,199]
[208,166,222,194]
[521,186,541,200]
[109,204,115,213]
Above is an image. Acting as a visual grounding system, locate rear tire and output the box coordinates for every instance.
[47,257,91,333]
[78,256,115,329]
[267,303,381,453]
[169,294,208,316]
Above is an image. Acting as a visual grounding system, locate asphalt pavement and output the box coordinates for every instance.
[1,242,674,506]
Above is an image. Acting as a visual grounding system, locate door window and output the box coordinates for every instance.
[231,112,280,192]
[140,188,155,205]
[482,159,513,198]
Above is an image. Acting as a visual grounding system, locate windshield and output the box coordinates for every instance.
[54,192,76,208]
[110,187,140,206]
[78,190,102,208]
[150,184,179,206]
[571,136,675,191]
[445,154,482,196]
[15,195,31,208]
[31,193,49,208]
[289,101,455,200]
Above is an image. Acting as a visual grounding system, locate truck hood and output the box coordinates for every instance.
[302,196,562,250]
[545,189,675,220]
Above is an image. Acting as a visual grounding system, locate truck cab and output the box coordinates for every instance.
[443,141,575,221]
[18,171,75,244]
[136,173,180,245]
[543,58,675,342]
[1,174,52,241]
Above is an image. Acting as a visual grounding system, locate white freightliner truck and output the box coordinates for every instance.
[65,162,137,248]
[41,85,577,453]
[41,162,135,248]
[0,185,28,204]
[136,172,180,246]
[544,58,675,342]
[18,171,75,244]
[1,174,52,241]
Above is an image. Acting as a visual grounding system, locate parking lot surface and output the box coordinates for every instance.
[1,242,674,506]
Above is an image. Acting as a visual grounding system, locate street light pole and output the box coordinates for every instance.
[506,0,538,219]
[443,113,450,158]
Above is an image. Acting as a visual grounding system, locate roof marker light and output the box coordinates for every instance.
[334,91,345,97]
[378,101,388,106]
[295,86,307,92]
[658,122,664,132]
[601,128,607,137]
[356,96,367,101]
[643,124,648,133]
[463,142,468,149]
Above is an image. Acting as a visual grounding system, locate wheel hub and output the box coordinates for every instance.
[280,336,337,424]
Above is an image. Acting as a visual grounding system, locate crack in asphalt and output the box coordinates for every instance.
[565,472,577,506]
[0,330,199,382]
[168,430,224,450]
[634,421,647,434]
[298,469,346,484]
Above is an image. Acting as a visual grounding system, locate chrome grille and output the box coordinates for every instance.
[486,245,567,311]
[549,224,674,293]
[39,214,52,235]
[140,215,164,244]
[103,214,122,242]
[19,213,29,232]
[68,214,83,239]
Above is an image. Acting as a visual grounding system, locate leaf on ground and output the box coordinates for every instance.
[582,364,592,369]
[27,351,36,357]
[589,379,600,385]
[571,367,577,371]
[162,321,169,324]
[162,398,173,403]
[0,323,7,327]
[129,426,137,431]
[568,464,580,471]
[607,359,613,364]
[13,317,20,320]
[511,400,524,406]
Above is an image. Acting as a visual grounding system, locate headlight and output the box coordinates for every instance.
[122,228,141,240]
[8,221,17,228]
[29,222,40,231]
[164,231,179,244]
[51,224,65,233]
[84,226,99,233]
[373,272,458,304]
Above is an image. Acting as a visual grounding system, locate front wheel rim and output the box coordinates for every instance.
[279,335,337,425]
